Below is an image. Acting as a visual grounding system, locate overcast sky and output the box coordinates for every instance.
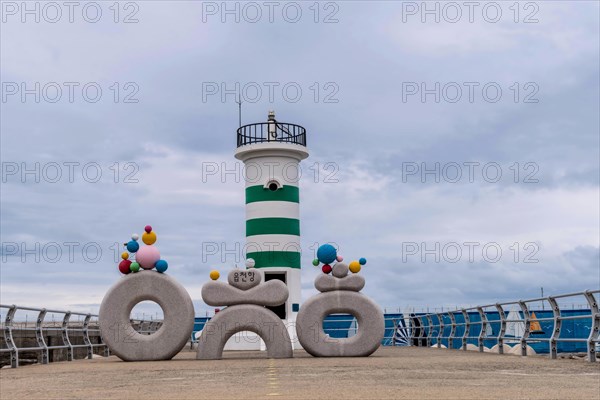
[1,1,598,317]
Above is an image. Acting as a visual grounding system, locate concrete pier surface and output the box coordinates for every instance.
[1,347,598,400]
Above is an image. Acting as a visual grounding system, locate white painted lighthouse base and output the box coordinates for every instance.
[224,331,262,351]
[222,320,304,351]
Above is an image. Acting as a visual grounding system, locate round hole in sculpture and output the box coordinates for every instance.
[268,181,280,191]
[323,313,359,339]
[129,300,163,336]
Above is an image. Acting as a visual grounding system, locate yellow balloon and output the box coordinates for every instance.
[349,261,361,273]
[121,252,129,260]
[209,270,220,280]
[142,231,157,245]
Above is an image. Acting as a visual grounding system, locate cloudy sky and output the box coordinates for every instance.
[1,1,598,318]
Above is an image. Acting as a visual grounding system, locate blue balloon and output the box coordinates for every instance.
[317,244,337,264]
[126,240,139,253]
[155,259,168,273]
[359,257,367,265]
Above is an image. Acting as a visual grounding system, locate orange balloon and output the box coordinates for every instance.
[142,231,157,245]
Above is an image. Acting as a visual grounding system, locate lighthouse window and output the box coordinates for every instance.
[266,180,282,191]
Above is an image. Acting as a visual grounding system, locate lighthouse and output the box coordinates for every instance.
[235,111,308,348]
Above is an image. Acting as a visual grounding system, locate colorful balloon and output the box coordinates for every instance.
[121,252,129,260]
[126,240,139,253]
[136,246,160,269]
[336,255,344,262]
[210,270,220,280]
[142,231,157,245]
[155,259,168,273]
[119,259,132,274]
[130,262,140,273]
[322,264,332,274]
[245,258,256,268]
[349,260,361,273]
[359,257,367,265]
[145,225,152,233]
[131,233,139,241]
[317,244,337,264]
[312,258,320,266]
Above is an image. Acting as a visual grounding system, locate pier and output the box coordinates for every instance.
[1,347,598,399]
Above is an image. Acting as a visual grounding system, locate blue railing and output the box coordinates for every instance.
[189,290,599,363]
[405,290,599,363]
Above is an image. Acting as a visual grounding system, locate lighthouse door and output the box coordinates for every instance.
[264,272,287,319]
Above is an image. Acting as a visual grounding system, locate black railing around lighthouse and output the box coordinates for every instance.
[237,122,306,147]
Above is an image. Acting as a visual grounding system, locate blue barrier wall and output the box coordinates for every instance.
[193,310,592,353]
[415,309,592,353]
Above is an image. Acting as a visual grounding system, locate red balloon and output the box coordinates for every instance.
[119,259,132,274]
[144,225,152,233]
[322,264,332,274]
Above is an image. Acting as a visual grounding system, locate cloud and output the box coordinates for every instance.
[1,1,598,316]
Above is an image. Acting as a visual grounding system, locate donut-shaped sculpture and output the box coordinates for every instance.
[197,305,293,360]
[296,291,384,357]
[99,271,195,361]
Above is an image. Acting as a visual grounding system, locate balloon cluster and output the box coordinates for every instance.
[118,225,168,275]
[312,243,366,274]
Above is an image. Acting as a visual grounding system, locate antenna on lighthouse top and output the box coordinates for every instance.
[236,95,243,127]
[268,110,277,139]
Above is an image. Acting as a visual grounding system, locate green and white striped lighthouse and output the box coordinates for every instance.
[235,111,308,340]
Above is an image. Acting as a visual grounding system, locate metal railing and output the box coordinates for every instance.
[6,290,596,367]
[237,122,306,147]
[406,290,600,363]
[0,304,162,368]
[135,319,163,335]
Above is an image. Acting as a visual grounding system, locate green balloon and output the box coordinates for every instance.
[312,258,319,266]
[130,262,140,272]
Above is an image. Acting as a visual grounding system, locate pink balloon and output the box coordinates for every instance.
[336,255,344,262]
[136,246,160,269]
